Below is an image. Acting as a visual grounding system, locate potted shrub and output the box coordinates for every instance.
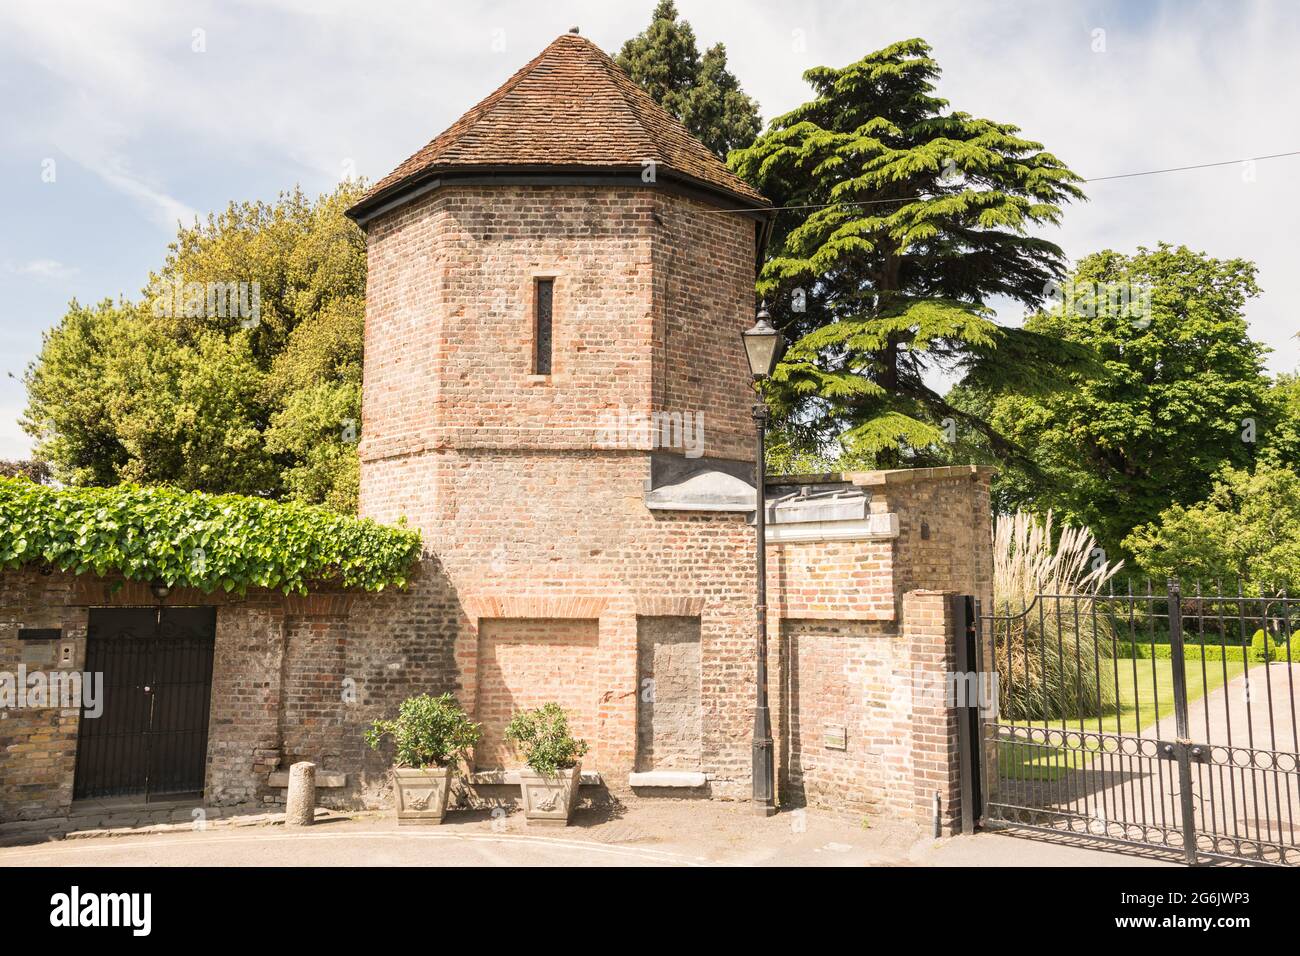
[505,702,589,826]
[365,693,480,825]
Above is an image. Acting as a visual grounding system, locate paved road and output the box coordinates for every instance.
[991,661,1300,862]
[1150,660,1300,752]
[1148,660,1300,852]
[0,826,704,867]
[0,807,1169,868]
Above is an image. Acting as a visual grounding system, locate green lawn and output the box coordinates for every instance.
[997,656,1248,781]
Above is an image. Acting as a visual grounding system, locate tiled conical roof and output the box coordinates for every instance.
[349,32,769,219]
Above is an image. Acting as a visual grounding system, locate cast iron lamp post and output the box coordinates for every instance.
[740,303,785,816]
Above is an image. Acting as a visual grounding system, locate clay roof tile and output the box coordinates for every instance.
[350,32,769,218]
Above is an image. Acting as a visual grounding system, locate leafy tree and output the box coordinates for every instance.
[23,184,366,511]
[109,323,277,494]
[729,38,1086,469]
[616,0,761,157]
[1125,463,1300,593]
[0,460,51,483]
[1258,372,1300,467]
[22,299,133,488]
[971,244,1271,559]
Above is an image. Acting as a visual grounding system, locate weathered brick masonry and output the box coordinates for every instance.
[0,570,459,820]
[0,466,990,825]
[0,32,996,830]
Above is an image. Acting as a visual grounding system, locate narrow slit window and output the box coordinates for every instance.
[534,278,554,375]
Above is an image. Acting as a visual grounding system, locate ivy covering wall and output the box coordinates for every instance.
[0,478,421,594]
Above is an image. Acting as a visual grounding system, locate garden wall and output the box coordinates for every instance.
[0,566,460,821]
[1,465,994,832]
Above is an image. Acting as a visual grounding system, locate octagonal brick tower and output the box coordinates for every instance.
[347,32,775,792]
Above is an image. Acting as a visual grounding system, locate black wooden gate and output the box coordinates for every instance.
[73,606,217,802]
[976,581,1300,865]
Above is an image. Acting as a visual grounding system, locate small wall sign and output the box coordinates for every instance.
[18,628,62,641]
[21,642,55,665]
[824,725,848,750]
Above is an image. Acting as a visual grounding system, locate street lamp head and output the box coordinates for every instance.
[741,302,786,380]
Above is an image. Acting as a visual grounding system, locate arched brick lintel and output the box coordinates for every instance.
[463,595,608,620]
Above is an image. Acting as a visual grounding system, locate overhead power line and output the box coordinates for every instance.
[709,149,1300,214]
[1085,150,1300,182]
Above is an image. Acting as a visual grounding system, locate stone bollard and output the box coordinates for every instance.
[284,761,316,827]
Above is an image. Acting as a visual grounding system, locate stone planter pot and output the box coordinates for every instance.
[392,766,453,825]
[517,764,582,826]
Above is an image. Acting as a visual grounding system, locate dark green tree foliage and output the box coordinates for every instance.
[729,39,1086,468]
[971,244,1272,560]
[616,0,761,157]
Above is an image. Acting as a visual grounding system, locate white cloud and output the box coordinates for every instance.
[5,259,79,281]
[92,155,200,230]
[0,2,199,228]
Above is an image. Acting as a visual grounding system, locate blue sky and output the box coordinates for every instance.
[2,0,1298,458]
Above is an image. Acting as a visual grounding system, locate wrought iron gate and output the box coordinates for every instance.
[73,606,217,802]
[977,581,1300,865]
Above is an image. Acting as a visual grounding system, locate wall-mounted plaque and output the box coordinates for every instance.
[21,642,55,665]
[824,725,848,750]
[18,628,62,641]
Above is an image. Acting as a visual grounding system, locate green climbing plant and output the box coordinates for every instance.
[0,476,421,594]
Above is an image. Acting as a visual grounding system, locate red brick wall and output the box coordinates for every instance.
[0,572,84,820]
[903,590,964,833]
[0,568,462,820]
[280,613,350,771]
[770,539,895,621]
[0,465,989,825]
[781,618,907,819]
[653,192,756,461]
[851,466,995,613]
[474,618,600,770]
[359,185,756,466]
[362,449,761,793]
[205,598,284,806]
[780,591,966,832]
